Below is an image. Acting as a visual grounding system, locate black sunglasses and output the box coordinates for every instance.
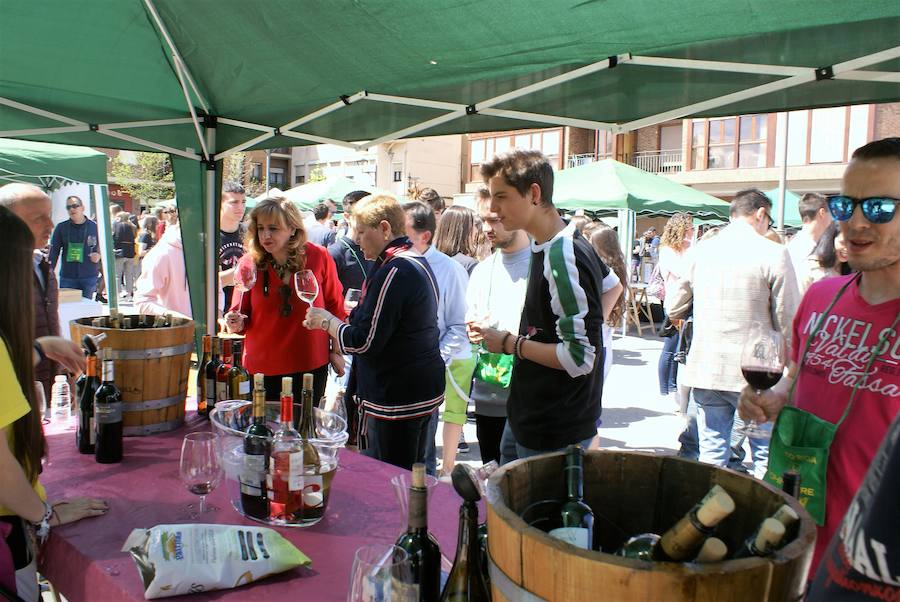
[828,195,897,224]
[66,204,81,210]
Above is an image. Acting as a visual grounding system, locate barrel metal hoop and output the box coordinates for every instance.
[106,342,193,360]
[123,418,184,437]
[121,394,184,412]
[488,557,547,602]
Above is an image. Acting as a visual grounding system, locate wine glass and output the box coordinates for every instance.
[179,432,224,518]
[738,322,785,440]
[344,288,361,313]
[294,269,319,309]
[348,544,416,602]
[232,255,257,319]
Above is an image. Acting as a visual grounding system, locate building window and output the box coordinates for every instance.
[691,115,767,170]
[269,167,285,186]
[597,130,614,159]
[393,163,402,182]
[296,175,305,184]
[738,115,767,168]
[691,120,707,169]
[251,163,262,180]
[468,129,563,180]
[774,105,871,167]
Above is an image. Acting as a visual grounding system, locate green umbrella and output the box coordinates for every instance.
[554,159,731,220]
[281,177,387,211]
[0,138,107,188]
[763,188,803,228]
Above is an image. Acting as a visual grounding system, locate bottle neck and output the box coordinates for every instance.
[454,501,478,561]
[407,486,428,532]
[252,394,266,423]
[564,458,584,501]
[101,360,114,383]
[280,394,294,425]
[300,389,315,438]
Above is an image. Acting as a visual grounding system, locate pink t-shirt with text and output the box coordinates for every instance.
[790,274,900,574]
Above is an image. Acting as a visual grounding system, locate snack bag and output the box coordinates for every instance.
[122,524,310,599]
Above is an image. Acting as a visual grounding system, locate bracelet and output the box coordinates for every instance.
[515,336,526,360]
[501,331,513,354]
[33,500,53,543]
[33,341,47,363]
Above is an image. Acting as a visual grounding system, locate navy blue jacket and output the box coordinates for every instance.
[336,237,444,420]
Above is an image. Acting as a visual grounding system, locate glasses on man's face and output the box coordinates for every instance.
[764,211,775,229]
[278,284,292,317]
[66,204,81,210]
[828,195,898,225]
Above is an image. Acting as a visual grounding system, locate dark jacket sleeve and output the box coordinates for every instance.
[336,266,404,357]
[49,223,63,268]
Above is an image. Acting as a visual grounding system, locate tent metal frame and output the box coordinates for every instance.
[2,31,897,333]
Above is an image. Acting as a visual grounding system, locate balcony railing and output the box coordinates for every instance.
[630,149,683,173]
[270,147,291,155]
[567,153,597,168]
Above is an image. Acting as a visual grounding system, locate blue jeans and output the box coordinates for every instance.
[657,330,679,395]
[694,388,769,478]
[425,410,440,476]
[59,276,97,300]
[499,421,595,466]
[677,394,699,460]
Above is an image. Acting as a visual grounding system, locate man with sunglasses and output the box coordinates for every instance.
[49,195,102,300]
[667,188,800,478]
[740,137,900,582]
[786,192,832,294]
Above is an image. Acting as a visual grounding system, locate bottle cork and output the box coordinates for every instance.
[302,373,314,391]
[695,485,736,528]
[695,537,728,563]
[412,463,426,489]
[253,373,265,390]
[754,518,786,553]
[772,504,799,528]
[281,377,293,396]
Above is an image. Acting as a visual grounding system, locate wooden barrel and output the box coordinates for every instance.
[486,451,816,602]
[70,316,194,436]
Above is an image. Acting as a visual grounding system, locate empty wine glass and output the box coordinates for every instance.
[179,432,224,518]
[344,288,361,313]
[294,269,319,309]
[348,544,416,602]
[232,255,257,319]
[737,322,785,440]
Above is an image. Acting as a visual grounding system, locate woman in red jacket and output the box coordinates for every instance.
[224,197,345,403]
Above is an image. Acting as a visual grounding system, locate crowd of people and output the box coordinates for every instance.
[0,137,897,598]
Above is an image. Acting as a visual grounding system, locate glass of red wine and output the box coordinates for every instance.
[179,432,224,518]
[738,322,785,440]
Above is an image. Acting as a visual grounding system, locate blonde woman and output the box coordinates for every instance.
[657,213,694,401]
[224,197,345,403]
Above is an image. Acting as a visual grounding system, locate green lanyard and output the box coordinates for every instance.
[789,273,900,429]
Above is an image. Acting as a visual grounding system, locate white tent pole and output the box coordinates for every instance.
[172,56,210,161]
[280,92,366,131]
[629,56,808,76]
[364,93,464,112]
[217,118,273,133]
[100,118,195,129]
[279,130,359,149]
[142,0,211,113]
[479,108,617,131]
[777,112,789,233]
[205,127,217,336]
[835,71,900,83]
[361,109,468,150]
[0,97,85,126]
[97,128,201,160]
[0,126,89,137]
[831,45,900,72]
[216,132,276,161]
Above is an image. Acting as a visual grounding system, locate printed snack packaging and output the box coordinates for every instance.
[122,523,310,599]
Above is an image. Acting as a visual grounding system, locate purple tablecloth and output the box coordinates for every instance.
[38,415,462,601]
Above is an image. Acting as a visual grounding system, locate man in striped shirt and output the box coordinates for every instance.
[473,150,621,463]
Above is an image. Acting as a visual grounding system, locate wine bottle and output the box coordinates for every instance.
[772,504,799,528]
[694,537,727,563]
[197,335,212,416]
[441,465,490,601]
[782,470,800,499]
[76,355,99,454]
[268,377,304,521]
[474,461,499,590]
[396,463,441,602]
[241,373,273,520]
[153,314,167,328]
[617,485,735,561]
[548,445,594,550]
[94,353,123,464]
[205,337,222,416]
[733,518,785,558]
[216,339,233,405]
[108,309,121,329]
[227,341,251,401]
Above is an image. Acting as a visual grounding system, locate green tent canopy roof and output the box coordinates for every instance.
[281,177,389,211]
[554,159,732,220]
[764,187,804,228]
[0,138,108,187]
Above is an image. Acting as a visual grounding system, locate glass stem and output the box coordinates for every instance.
[199,495,206,514]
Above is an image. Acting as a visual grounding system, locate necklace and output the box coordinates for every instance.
[270,257,291,282]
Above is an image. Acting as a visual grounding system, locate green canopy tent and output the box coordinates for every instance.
[764,187,803,228]
[0,138,122,302]
[281,177,388,211]
[2,1,897,336]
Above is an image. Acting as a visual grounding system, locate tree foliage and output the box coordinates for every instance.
[109,151,174,206]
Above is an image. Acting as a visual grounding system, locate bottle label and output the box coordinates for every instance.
[302,473,324,509]
[216,381,228,402]
[95,401,122,424]
[269,453,304,491]
[239,381,251,396]
[205,378,216,403]
[549,527,591,550]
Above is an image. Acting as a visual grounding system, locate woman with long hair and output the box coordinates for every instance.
[0,206,106,600]
[656,212,695,405]
[590,227,627,380]
[434,205,479,275]
[224,197,345,403]
[806,221,852,289]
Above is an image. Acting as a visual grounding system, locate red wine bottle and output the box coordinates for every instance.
[216,339,233,405]
[395,463,441,601]
[204,337,222,416]
[94,354,123,464]
[76,355,99,454]
[241,373,273,520]
[197,335,212,416]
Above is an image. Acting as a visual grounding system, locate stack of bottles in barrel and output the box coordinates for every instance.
[196,335,251,417]
[393,462,494,601]
[92,308,177,330]
[74,333,123,464]
[530,445,799,563]
[236,373,334,525]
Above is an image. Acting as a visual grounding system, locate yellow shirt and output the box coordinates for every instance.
[0,340,46,515]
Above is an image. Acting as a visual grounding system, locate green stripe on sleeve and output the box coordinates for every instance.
[548,239,586,366]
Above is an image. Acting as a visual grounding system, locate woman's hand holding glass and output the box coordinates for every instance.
[303,306,334,333]
[223,311,245,334]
